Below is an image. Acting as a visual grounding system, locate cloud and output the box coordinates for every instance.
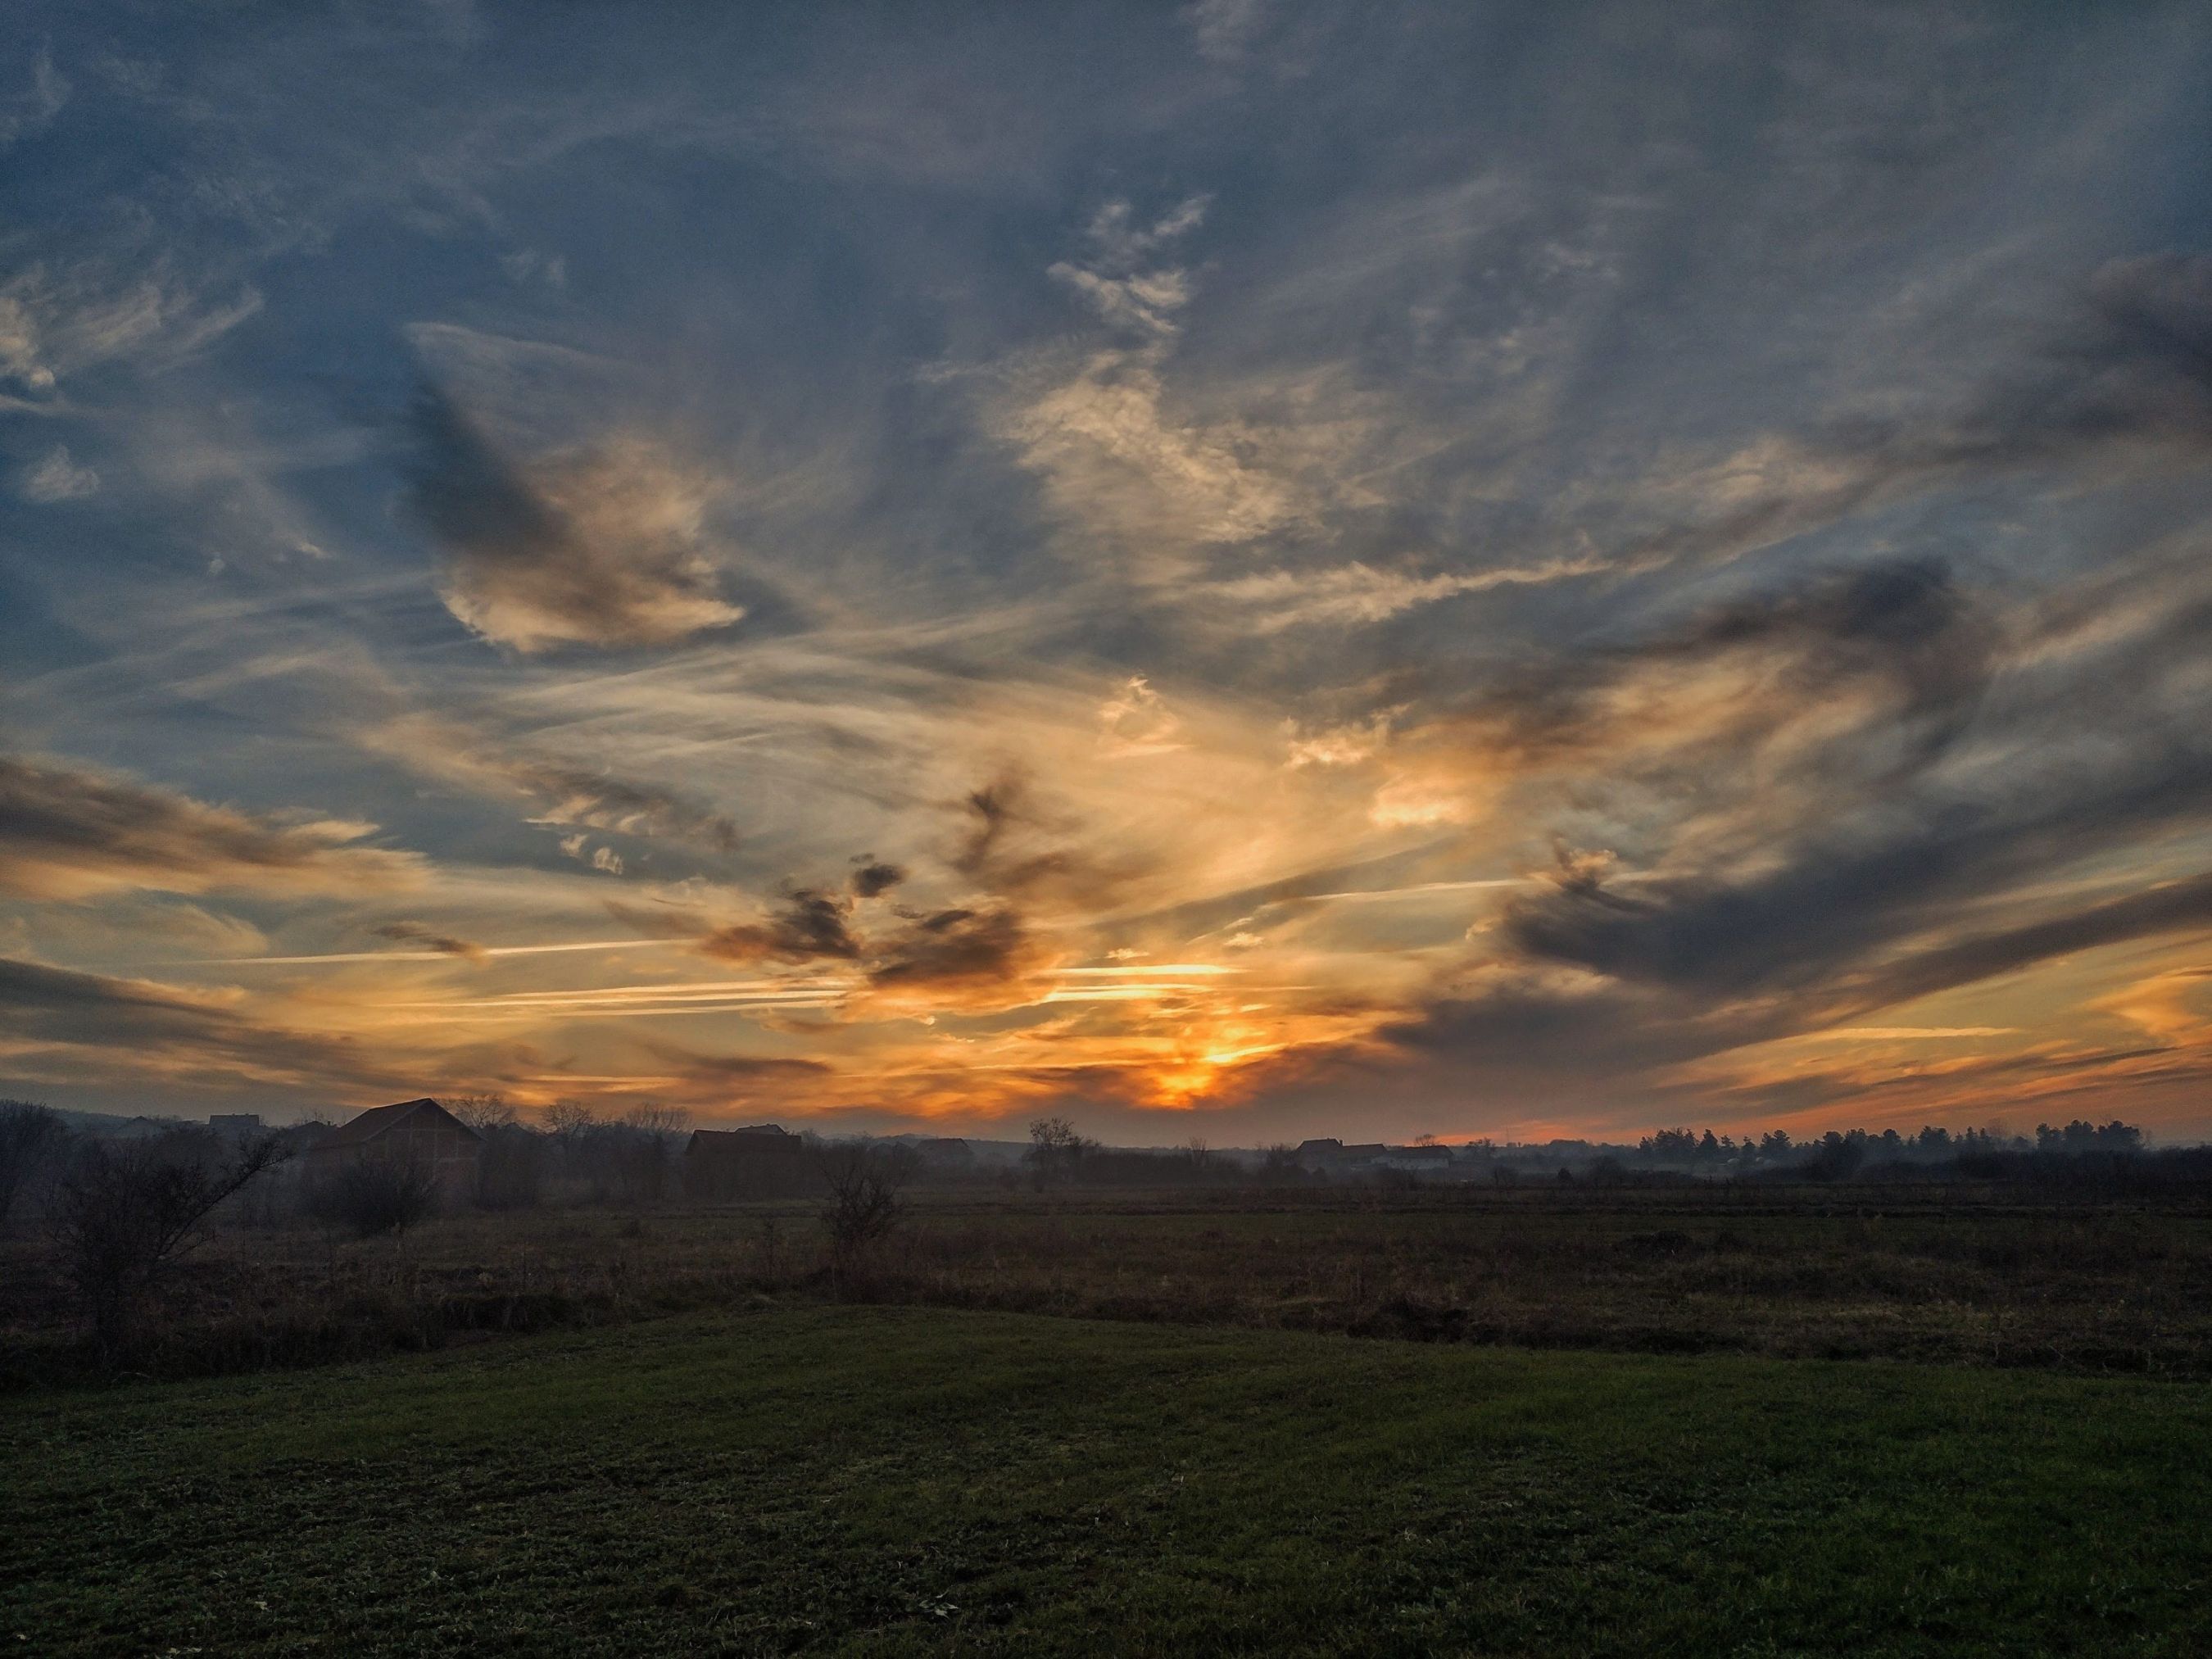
[1096,675,1185,756]
[1587,254,2212,582]
[1212,556,1604,632]
[864,904,1045,1005]
[1847,873,2212,1016]
[16,444,98,502]
[1001,351,1307,553]
[0,45,69,151]
[1049,264,1194,342]
[702,886,863,964]
[1082,196,1210,271]
[849,859,906,899]
[0,264,261,393]
[407,386,744,653]
[1181,0,1266,65]
[357,714,741,854]
[1459,557,1997,777]
[0,755,422,900]
[372,921,488,963]
[1285,713,1393,769]
[0,955,395,1095]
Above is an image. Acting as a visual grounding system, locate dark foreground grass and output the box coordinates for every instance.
[5,1307,2209,1656]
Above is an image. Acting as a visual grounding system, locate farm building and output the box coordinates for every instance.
[306,1098,482,1196]
[685,1125,813,1202]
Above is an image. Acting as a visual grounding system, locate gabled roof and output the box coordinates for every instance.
[318,1097,479,1149]
[687,1127,806,1156]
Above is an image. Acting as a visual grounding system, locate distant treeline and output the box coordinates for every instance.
[1453,1118,2210,1192]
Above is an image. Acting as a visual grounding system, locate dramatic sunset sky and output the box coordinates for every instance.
[2,3,2209,1142]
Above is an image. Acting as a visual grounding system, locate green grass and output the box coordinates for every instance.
[5,1306,2209,1655]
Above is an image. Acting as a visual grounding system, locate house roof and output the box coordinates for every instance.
[317,1098,478,1149]
[687,1127,807,1155]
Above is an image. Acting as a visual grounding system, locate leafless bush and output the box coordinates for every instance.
[818,1143,913,1274]
[0,1099,68,1230]
[310,1157,442,1240]
[50,1131,288,1353]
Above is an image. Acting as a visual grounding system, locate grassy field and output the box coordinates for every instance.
[7,1303,2210,1655]
[9,1184,2210,1384]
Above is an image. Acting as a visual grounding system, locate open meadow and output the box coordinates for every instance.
[7,1181,2212,1652]
[7,1302,2210,1655]
[8,1183,2212,1385]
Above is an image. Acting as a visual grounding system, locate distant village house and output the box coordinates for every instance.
[685,1124,811,1203]
[306,1098,482,1196]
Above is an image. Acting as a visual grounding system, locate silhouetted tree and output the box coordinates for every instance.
[0,1099,67,1230]
[448,1092,516,1131]
[1026,1116,1095,1189]
[817,1143,912,1275]
[51,1131,288,1353]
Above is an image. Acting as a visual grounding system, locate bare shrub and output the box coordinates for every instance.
[310,1157,441,1240]
[51,1131,288,1353]
[818,1143,913,1276]
[0,1099,69,1230]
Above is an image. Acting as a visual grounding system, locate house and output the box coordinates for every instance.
[685,1125,812,1203]
[209,1113,264,1138]
[306,1098,482,1196]
[913,1137,973,1167]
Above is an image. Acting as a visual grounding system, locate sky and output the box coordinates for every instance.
[2,2,2210,1144]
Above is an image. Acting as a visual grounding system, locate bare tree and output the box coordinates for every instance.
[544,1099,600,1141]
[625,1102,691,1138]
[448,1093,516,1131]
[51,1132,289,1353]
[817,1143,912,1276]
[0,1099,67,1230]
[1026,1116,1094,1189]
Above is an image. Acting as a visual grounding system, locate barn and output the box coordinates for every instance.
[307,1098,483,1197]
[685,1125,812,1202]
